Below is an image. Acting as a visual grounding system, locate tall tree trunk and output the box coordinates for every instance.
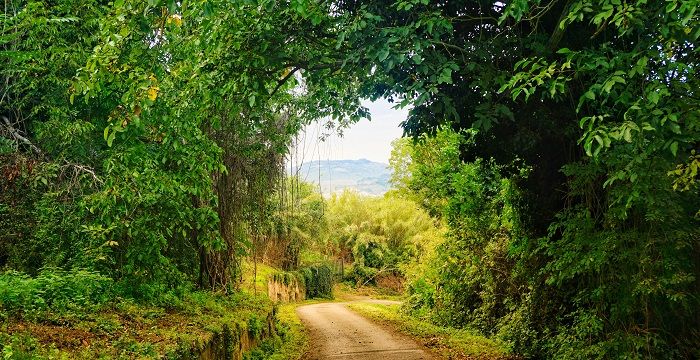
[200,164,237,291]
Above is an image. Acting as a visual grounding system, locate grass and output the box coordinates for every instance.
[299,250,331,265]
[266,303,308,360]
[0,290,274,359]
[242,261,278,295]
[347,302,512,360]
[1,258,349,359]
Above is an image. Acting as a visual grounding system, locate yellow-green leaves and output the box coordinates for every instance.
[668,150,700,191]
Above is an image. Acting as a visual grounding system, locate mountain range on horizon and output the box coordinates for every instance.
[292,159,392,196]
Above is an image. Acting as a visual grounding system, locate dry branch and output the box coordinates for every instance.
[1,115,41,154]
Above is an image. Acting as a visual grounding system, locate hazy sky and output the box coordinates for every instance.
[292,98,407,165]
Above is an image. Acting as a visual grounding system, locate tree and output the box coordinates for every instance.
[367,0,699,357]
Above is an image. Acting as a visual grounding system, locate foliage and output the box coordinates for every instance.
[346,263,379,286]
[266,303,308,360]
[395,129,524,329]
[243,336,283,360]
[394,123,698,358]
[0,0,367,296]
[0,269,113,320]
[269,264,334,299]
[299,265,334,299]
[352,233,393,269]
[388,130,466,218]
[327,190,441,266]
[0,273,275,359]
[2,0,699,358]
[360,0,700,357]
[266,177,329,271]
[324,190,444,290]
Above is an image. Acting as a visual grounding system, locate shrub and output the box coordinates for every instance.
[346,263,378,286]
[352,233,394,269]
[0,268,113,319]
[300,265,333,299]
[404,277,435,318]
[269,264,334,299]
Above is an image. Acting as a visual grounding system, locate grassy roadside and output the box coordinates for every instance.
[242,261,278,294]
[266,303,308,360]
[0,289,274,359]
[347,302,512,360]
[265,283,510,360]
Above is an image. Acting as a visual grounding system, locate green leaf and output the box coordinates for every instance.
[438,67,453,84]
[670,141,678,156]
[623,128,631,142]
[107,131,116,147]
[378,49,390,61]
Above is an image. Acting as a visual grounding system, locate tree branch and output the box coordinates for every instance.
[547,0,574,53]
[269,66,300,98]
[1,115,41,154]
[60,160,103,186]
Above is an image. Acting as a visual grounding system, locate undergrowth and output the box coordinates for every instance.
[0,269,275,359]
[265,304,308,360]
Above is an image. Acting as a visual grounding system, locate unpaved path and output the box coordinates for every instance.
[296,300,434,360]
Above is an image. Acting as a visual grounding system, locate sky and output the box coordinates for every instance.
[291,98,408,165]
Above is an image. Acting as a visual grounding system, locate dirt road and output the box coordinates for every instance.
[296,300,434,360]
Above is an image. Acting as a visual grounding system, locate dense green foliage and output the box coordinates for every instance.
[396,126,698,359]
[269,264,334,299]
[299,265,334,299]
[357,0,699,357]
[266,178,328,271]
[0,0,360,294]
[2,0,699,358]
[324,190,443,287]
[0,0,359,356]
[0,269,113,320]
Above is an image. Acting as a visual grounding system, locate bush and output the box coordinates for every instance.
[300,265,333,299]
[0,268,113,319]
[269,264,334,299]
[404,277,435,318]
[346,263,378,286]
[352,233,394,269]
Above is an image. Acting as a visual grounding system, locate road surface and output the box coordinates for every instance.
[296,300,434,360]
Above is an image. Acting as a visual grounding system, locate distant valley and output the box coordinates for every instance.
[292,159,391,196]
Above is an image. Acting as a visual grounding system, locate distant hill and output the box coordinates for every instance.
[293,159,391,196]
